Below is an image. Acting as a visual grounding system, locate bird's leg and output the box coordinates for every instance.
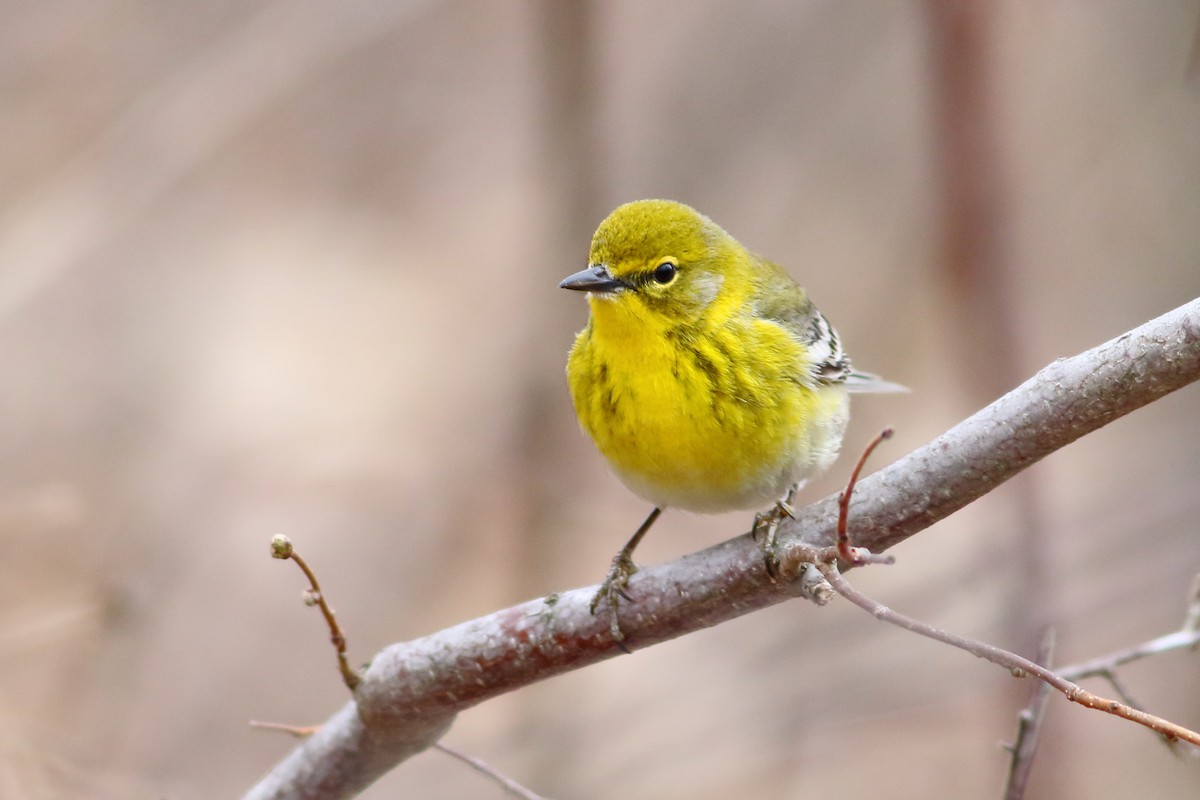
[591,507,662,649]
[777,483,799,519]
[753,482,803,578]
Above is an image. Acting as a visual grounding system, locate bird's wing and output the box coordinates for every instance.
[752,257,854,386]
[753,256,907,393]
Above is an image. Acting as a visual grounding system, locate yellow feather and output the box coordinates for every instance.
[564,200,860,513]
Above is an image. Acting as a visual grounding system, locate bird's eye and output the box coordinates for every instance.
[652,261,677,284]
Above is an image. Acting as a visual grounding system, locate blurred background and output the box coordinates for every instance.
[3,1,1199,798]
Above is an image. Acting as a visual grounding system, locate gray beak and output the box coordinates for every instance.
[559,265,626,294]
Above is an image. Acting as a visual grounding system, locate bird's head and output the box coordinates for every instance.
[560,200,742,326]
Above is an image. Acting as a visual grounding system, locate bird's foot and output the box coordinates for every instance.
[753,491,799,578]
[590,551,638,651]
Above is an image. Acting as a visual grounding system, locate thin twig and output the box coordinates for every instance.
[1058,629,1200,682]
[1002,629,1055,800]
[822,409,1200,752]
[433,743,552,800]
[1051,574,1200,757]
[1098,670,1145,714]
[250,720,320,738]
[836,428,896,566]
[821,565,1200,747]
[270,534,361,691]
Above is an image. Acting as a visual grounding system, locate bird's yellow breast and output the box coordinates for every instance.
[567,294,848,512]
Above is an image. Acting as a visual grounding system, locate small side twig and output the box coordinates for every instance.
[270,534,361,691]
[249,720,320,738]
[433,743,552,800]
[836,428,897,566]
[775,428,897,590]
[1002,628,1055,800]
[1058,629,1200,681]
[1097,670,1146,717]
[1053,573,1200,757]
[264,536,550,792]
[815,432,1200,751]
[821,565,1200,747]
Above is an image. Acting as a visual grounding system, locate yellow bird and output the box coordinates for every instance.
[561,199,902,643]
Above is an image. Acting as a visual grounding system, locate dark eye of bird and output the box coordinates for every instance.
[652,261,677,284]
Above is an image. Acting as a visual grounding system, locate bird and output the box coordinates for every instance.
[560,199,903,645]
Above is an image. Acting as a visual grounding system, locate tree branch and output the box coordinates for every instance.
[243,298,1200,800]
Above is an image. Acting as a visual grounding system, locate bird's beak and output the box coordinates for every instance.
[559,265,625,294]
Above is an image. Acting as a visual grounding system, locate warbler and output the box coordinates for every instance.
[561,199,902,644]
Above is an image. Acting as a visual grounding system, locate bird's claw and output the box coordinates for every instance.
[752,495,798,579]
[590,552,638,651]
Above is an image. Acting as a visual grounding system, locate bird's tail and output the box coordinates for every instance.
[844,371,909,393]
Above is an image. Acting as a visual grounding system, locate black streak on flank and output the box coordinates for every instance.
[594,361,621,419]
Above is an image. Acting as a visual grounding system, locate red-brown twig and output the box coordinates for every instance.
[820,565,1200,747]
[836,428,897,566]
[265,537,554,792]
[775,428,898,587]
[270,534,361,691]
[822,428,1200,751]
[1053,575,1200,757]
